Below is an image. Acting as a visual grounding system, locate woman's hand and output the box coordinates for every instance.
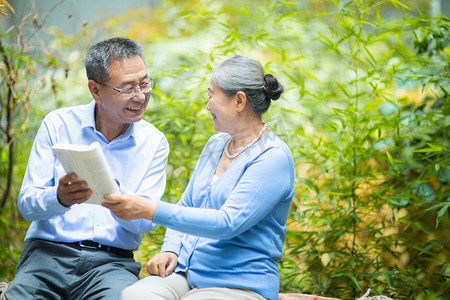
[146,252,178,277]
[102,193,156,221]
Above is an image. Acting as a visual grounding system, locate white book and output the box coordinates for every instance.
[52,142,119,205]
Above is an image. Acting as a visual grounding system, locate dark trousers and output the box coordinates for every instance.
[5,240,141,300]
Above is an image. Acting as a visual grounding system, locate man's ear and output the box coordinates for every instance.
[88,80,102,103]
[235,91,247,113]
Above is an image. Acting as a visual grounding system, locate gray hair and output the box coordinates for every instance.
[210,55,284,115]
[84,37,146,83]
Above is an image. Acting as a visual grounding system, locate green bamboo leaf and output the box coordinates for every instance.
[360,21,376,27]
[414,148,442,153]
[349,274,363,292]
[424,202,446,213]
[395,33,403,47]
[281,1,299,5]
[302,91,320,100]
[377,49,395,63]
[316,30,333,46]
[406,74,428,79]
[419,240,440,255]
[280,107,302,114]
[391,0,411,10]
[336,83,350,98]
[385,150,393,164]
[427,143,446,149]
[417,9,428,19]
[383,271,393,288]
[285,18,306,27]
[364,99,383,111]
[364,46,376,65]
[415,143,446,152]
[436,203,450,228]
[241,2,249,17]
[302,70,323,86]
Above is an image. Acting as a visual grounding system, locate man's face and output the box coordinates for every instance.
[94,55,150,128]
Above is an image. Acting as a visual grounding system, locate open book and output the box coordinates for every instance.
[52,142,120,205]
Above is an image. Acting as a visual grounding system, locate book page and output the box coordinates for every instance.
[52,142,120,205]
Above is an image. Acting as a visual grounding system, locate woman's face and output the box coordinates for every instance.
[206,82,236,133]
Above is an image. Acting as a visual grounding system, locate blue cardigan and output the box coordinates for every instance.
[153,131,295,300]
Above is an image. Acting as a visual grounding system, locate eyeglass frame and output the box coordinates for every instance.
[93,78,155,98]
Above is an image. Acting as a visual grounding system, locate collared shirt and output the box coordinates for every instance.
[153,131,295,300]
[19,100,169,251]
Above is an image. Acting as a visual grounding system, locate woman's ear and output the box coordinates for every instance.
[234,91,247,113]
[88,80,102,103]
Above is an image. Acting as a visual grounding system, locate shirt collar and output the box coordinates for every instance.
[81,100,136,144]
[81,100,97,130]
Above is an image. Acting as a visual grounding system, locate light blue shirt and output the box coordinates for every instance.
[19,101,169,251]
[153,131,295,300]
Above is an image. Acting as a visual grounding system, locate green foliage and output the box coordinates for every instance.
[0,3,61,281]
[280,1,449,299]
[1,1,448,299]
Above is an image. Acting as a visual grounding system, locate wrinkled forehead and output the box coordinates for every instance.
[107,56,148,84]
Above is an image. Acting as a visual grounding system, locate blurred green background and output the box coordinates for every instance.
[1,0,449,299]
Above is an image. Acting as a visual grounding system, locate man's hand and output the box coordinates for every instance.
[102,193,156,221]
[57,173,92,207]
[146,252,178,277]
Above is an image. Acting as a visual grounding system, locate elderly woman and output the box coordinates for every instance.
[103,55,295,300]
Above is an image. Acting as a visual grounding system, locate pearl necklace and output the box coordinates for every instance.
[225,124,267,159]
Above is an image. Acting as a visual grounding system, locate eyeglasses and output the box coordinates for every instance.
[94,78,155,98]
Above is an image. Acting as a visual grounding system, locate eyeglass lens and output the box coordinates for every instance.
[122,79,154,97]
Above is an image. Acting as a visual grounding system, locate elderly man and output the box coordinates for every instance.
[5,37,169,299]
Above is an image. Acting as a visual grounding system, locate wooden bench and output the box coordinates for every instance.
[278,293,341,300]
[278,289,393,300]
[0,282,391,300]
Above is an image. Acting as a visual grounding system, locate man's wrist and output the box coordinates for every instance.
[56,191,69,207]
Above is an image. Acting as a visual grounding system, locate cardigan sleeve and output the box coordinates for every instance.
[153,146,294,239]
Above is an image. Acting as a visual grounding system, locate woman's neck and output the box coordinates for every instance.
[228,120,266,152]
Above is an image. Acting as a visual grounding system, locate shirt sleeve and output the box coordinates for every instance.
[153,147,294,239]
[112,136,170,234]
[18,118,70,221]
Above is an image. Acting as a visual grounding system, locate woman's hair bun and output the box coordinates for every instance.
[263,74,284,101]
